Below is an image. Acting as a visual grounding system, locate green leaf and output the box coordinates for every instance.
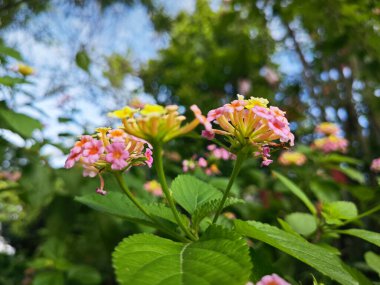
[285,212,317,236]
[171,175,222,214]
[310,180,340,202]
[32,271,65,285]
[75,49,91,72]
[67,265,102,285]
[75,192,186,226]
[322,201,358,225]
[234,220,359,285]
[338,229,380,247]
[192,197,243,228]
[0,104,42,138]
[364,251,380,276]
[0,45,23,60]
[209,177,239,196]
[0,76,28,86]
[273,171,316,215]
[319,154,361,165]
[113,225,251,285]
[338,166,365,184]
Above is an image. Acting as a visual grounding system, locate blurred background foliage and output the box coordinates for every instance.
[1,0,380,284]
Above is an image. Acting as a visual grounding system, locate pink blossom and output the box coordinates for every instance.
[105,142,130,170]
[207,107,226,121]
[182,159,196,172]
[82,139,104,164]
[65,149,82,168]
[96,188,107,195]
[145,148,153,168]
[261,158,273,167]
[312,135,348,153]
[202,130,215,140]
[371,158,380,173]
[144,180,163,197]
[207,144,217,151]
[278,151,307,166]
[256,274,290,285]
[198,157,208,168]
[224,98,247,112]
[191,105,213,131]
[107,129,127,142]
[64,135,93,168]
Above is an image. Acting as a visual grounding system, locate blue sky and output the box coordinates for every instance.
[2,0,303,167]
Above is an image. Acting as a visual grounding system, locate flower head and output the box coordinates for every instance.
[65,128,153,193]
[198,95,294,165]
[17,63,34,76]
[370,158,380,173]
[278,151,307,166]
[144,180,163,197]
[312,135,348,153]
[315,122,340,135]
[106,142,130,170]
[256,274,290,285]
[109,104,203,144]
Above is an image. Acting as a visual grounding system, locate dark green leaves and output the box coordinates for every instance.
[113,225,251,285]
[234,220,359,285]
[75,49,91,72]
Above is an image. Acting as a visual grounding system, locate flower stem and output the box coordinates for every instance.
[114,172,189,242]
[212,150,246,224]
[153,144,198,241]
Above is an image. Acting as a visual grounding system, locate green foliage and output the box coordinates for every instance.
[0,102,42,137]
[103,53,133,88]
[285,212,317,236]
[234,220,358,285]
[171,175,222,214]
[75,192,187,226]
[273,171,316,215]
[338,229,380,247]
[75,49,91,72]
[113,225,251,285]
[322,201,358,225]
[364,252,380,276]
[192,197,243,229]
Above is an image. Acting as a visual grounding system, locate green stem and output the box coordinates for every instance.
[153,143,197,241]
[212,150,246,224]
[114,172,189,242]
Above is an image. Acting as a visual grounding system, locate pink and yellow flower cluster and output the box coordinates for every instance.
[144,180,163,197]
[196,95,294,165]
[278,151,307,166]
[312,123,348,153]
[65,128,153,173]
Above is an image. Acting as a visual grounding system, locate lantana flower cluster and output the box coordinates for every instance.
[312,122,348,153]
[143,180,163,197]
[370,158,380,173]
[196,95,294,166]
[108,104,203,143]
[278,151,307,166]
[65,128,153,194]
